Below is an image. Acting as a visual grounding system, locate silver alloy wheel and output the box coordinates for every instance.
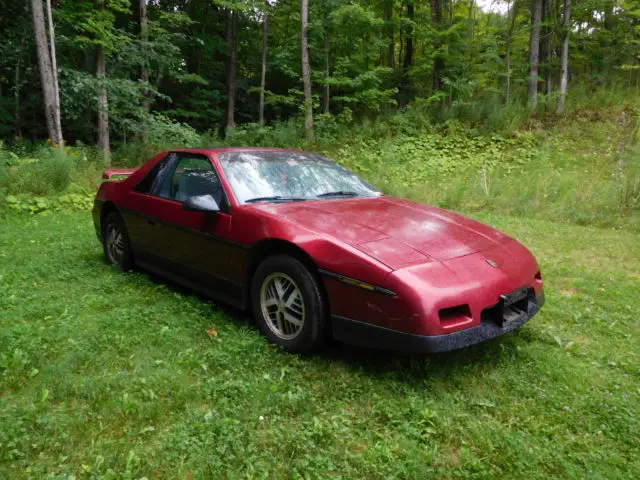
[260,272,306,340]
[106,223,125,265]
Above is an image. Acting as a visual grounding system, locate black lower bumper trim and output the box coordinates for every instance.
[332,292,545,354]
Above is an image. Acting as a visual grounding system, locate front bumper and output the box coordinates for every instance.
[332,291,545,354]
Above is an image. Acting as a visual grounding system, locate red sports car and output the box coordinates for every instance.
[92,148,544,354]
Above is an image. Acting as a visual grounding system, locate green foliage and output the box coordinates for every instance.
[58,0,131,53]
[0,141,105,217]
[147,113,201,147]
[2,0,640,142]
[388,105,640,231]
[109,114,202,167]
[336,132,535,189]
[4,193,93,214]
[2,93,639,236]
[0,146,76,196]
[221,120,307,149]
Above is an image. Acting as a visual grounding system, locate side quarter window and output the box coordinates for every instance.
[134,154,173,194]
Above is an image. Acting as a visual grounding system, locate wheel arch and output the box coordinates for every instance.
[243,239,328,314]
[99,201,118,237]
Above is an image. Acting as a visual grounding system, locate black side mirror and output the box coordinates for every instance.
[182,194,220,213]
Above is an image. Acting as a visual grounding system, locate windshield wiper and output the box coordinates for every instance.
[317,191,360,198]
[245,196,307,204]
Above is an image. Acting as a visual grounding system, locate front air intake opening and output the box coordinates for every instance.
[439,304,472,326]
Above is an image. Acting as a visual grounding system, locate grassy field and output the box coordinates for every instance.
[0,211,638,479]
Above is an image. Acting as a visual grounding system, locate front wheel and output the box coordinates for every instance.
[251,255,328,354]
[102,212,134,272]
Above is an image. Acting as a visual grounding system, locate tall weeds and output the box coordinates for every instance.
[0,145,76,196]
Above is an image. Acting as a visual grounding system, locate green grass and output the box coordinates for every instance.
[1,212,638,478]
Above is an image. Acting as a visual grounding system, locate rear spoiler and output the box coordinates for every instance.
[103,168,137,180]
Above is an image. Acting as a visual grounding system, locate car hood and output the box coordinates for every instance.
[255,197,511,268]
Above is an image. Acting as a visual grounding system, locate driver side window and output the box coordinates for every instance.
[158,154,224,206]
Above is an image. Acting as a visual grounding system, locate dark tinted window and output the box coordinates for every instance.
[134,155,172,194]
[155,154,226,209]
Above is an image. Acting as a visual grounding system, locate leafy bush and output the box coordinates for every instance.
[0,145,76,197]
[4,193,93,214]
[221,120,306,149]
[108,114,201,167]
[147,113,201,147]
[333,131,536,191]
[110,141,161,168]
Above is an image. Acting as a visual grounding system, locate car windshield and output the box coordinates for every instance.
[218,151,381,204]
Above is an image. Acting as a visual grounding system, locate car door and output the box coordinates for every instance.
[132,152,245,302]
[121,152,175,260]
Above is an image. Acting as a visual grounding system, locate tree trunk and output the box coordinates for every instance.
[301,0,314,140]
[468,0,474,41]
[324,32,330,114]
[557,0,571,114]
[505,0,518,103]
[539,0,548,93]
[399,1,415,104]
[259,14,268,125]
[430,0,444,92]
[384,1,396,68]
[541,0,553,96]
[96,46,110,159]
[13,21,28,138]
[528,0,543,110]
[140,0,149,142]
[603,1,614,30]
[226,9,238,131]
[156,65,164,91]
[31,0,62,146]
[398,5,404,67]
[95,0,110,158]
[403,3,414,70]
[45,0,62,147]
[545,0,553,96]
[15,51,22,137]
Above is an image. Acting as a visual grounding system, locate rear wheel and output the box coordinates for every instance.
[102,212,133,272]
[251,255,328,354]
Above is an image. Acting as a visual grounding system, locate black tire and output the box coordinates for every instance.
[102,211,134,272]
[251,255,328,354]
